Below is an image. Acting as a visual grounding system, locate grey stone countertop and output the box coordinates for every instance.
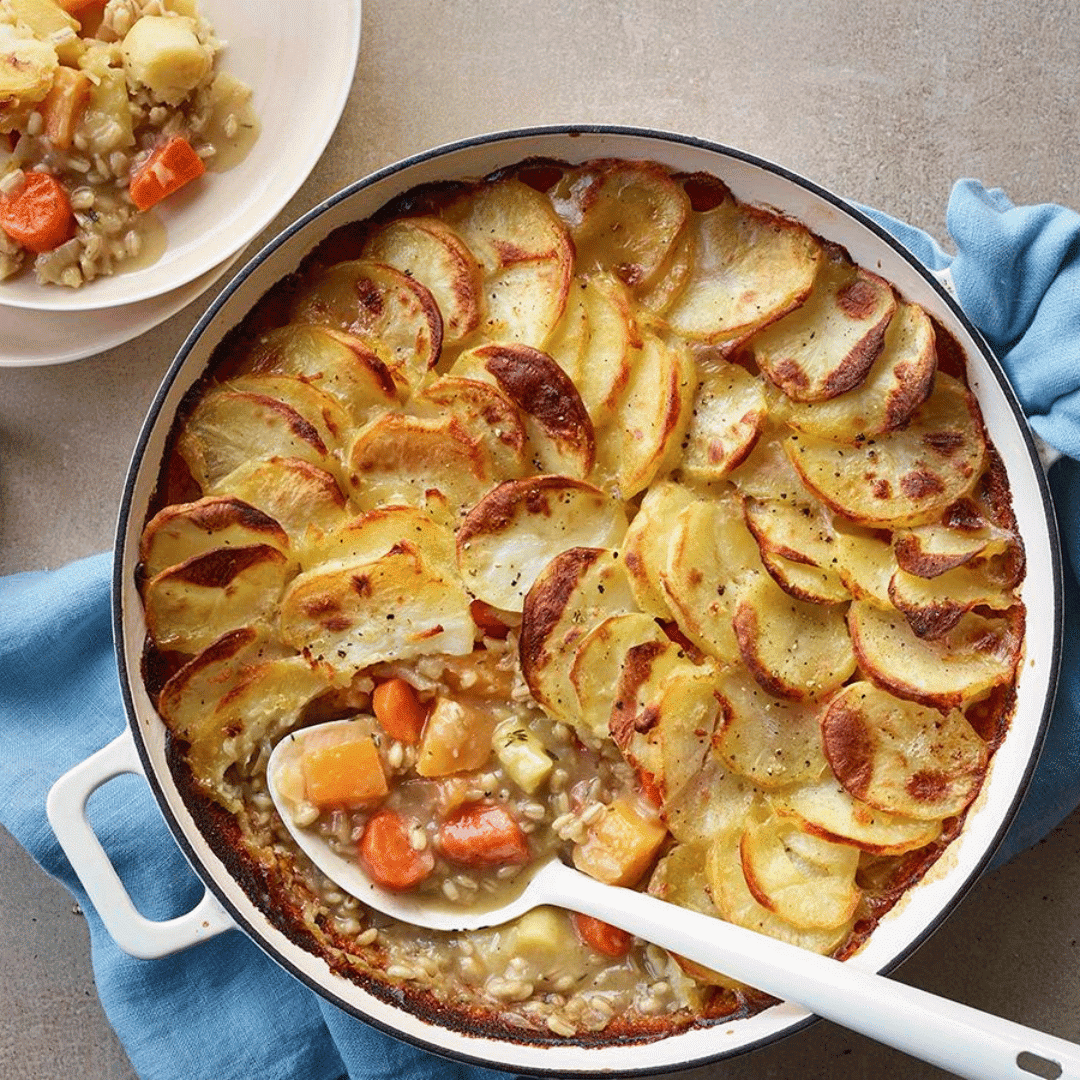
[2,1,1079,1078]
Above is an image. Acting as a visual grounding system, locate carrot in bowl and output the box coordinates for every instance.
[372,677,427,745]
[438,803,530,868]
[359,808,434,890]
[570,913,633,959]
[0,172,75,253]
[129,135,206,212]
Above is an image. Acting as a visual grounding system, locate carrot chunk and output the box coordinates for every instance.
[438,803,530,868]
[301,734,388,808]
[57,0,105,11]
[359,809,434,890]
[41,67,92,151]
[372,677,427,745]
[469,598,510,639]
[129,135,205,211]
[0,172,74,253]
[571,913,633,958]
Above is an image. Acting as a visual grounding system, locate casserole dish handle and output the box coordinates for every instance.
[47,729,236,959]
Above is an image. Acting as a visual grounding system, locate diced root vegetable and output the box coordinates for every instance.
[573,797,667,887]
[301,735,388,808]
[41,66,92,151]
[415,696,498,778]
[372,678,427,745]
[0,171,74,253]
[438,803,530,868]
[359,809,435,890]
[129,135,205,211]
[571,913,633,958]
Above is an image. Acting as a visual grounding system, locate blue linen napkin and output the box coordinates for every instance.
[2,178,1080,1079]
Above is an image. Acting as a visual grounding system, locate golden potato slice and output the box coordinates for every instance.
[767,780,943,855]
[519,547,637,725]
[208,457,347,547]
[637,224,694,316]
[551,159,690,291]
[228,374,351,451]
[345,412,494,525]
[543,282,589,379]
[622,480,697,618]
[893,496,1016,578]
[665,196,821,342]
[712,668,831,789]
[663,755,756,847]
[289,258,442,391]
[821,682,989,820]
[732,572,855,700]
[457,477,628,612]
[832,523,897,607]
[655,659,725,804]
[451,343,595,478]
[849,601,1024,709]
[740,813,861,929]
[785,373,986,528]
[140,496,290,580]
[759,549,850,605]
[661,494,764,663]
[680,360,767,483]
[144,545,293,655]
[177,385,338,490]
[361,215,482,345]
[594,329,697,499]
[774,301,936,442]
[752,247,896,402]
[888,563,1018,639]
[279,543,474,674]
[727,423,805,502]
[441,177,573,348]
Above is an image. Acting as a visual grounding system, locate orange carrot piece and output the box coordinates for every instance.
[129,136,205,212]
[438,803,530,868]
[372,678,427,745]
[469,598,510,639]
[571,913,633,959]
[0,172,74,253]
[57,0,105,11]
[359,809,434,890]
[41,67,92,152]
[301,735,388,808]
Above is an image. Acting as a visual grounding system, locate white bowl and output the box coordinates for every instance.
[0,0,361,314]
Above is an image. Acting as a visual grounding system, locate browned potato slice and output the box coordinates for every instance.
[760,549,850,605]
[740,813,861,929]
[893,496,1016,578]
[712,668,831,789]
[821,682,989,820]
[208,457,347,546]
[457,477,628,612]
[774,301,936,442]
[832,523,897,607]
[289,259,443,392]
[177,386,339,490]
[452,343,595,478]
[238,323,404,423]
[345,412,494,525]
[361,215,483,345]
[229,374,351,451]
[666,196,821,342]
[551,159,690,291]
[594,329,697,499]
[888,563,1017,639]
[144,545,293,655]
[637,224,694,316]
[849,601,1024,709]
[752,247,896,402]
[279,543,474,673]
[140,496,290,580]
[661,494,764,663]
[727,423,805,501]
[655,660,725,804]
[663,755,756,847]
[681,361,767,483]
[441,177,573,348]
[785,373,986,528]
[413,375,529,480]
[622,480,696,618]
[732,572,855,700]
[768,780,943,855]
[519,547,637,725]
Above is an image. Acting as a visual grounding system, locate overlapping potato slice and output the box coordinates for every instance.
[238,323,404,423]
[821,682,989,819]
[831,523,897,607]
[345,412,494,525]
[361,215,483,345]
[228,374,352,451]
[140,496,290,580]
[451,343,595,477]
[665,196,821,343]
[768,780,942,854]
[888,562,1017,639]
[551,159,690,292]
[712,668,831,789]
[289,258,443,391]
[279,542,474,673]
[663,755,756,847]
[785,373,986,528]
[207,457,347,546]
[441,177,573,347]
[893,496,1016,578]
[752,247,896,402]
[758,550,850,605]
[773,301,936,441]
[542,282,589,378]
[655,660,725,803]
[680,360,767,483]
[457,477,628,612]
[732,573,855,700]
[622,480,697,618]
[595,329,697,499]
[727,423,805,501]
[848,601,1024,709]
[144,544,293,655]
[637,225,694,316]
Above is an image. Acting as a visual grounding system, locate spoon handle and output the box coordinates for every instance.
[551,863,1079,1080]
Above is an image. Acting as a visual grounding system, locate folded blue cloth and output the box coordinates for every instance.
[2,179,1080,1079]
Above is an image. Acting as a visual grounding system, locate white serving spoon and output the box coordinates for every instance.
[268,721,1079,1080]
